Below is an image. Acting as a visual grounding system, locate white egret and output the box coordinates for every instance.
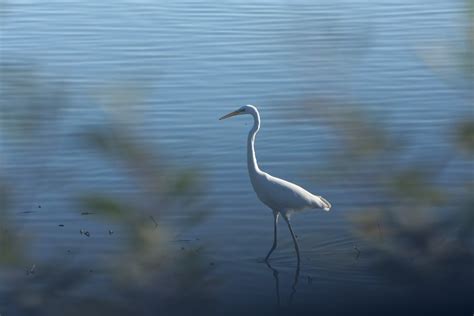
[220,105,331,262]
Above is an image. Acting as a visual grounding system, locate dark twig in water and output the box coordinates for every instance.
[81,211,94,215]
[377,221,383,241]
[149,215,158,228]
[354,246,361,259]
[26,264,36,275]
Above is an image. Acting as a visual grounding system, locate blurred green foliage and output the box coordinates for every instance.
[306,100,474,286]
[0,182,25,265]
[456,120,474,155]
[0,1,472,314]
[0,63,65,137]
[0,63,214,315]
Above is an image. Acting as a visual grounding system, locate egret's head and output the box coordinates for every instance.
[219,105,257,120]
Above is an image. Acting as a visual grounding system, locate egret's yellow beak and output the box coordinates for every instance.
[219,110,241,120]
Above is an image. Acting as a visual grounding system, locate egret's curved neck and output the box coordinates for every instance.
[247,110,262,177]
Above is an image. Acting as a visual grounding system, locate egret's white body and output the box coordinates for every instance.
[220,105,331,262]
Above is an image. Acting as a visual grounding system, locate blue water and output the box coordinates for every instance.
[0,1,472,315]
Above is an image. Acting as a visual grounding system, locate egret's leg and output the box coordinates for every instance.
[265,212,279,262]
[283,215,301,263]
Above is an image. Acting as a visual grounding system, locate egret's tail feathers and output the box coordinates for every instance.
[320,196,332,211]
[314,195,331,211]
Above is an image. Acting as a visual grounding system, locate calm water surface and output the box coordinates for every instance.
[1,1,473,315]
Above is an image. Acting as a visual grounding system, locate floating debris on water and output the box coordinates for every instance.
[354,246,361,259]
[108,230,114,235]
[58,224,64,227]
[81,211,94,215]
[26,264,36,275]
[80,229,90,237]
[149,215,158,228]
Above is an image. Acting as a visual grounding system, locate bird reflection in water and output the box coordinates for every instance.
[264,258,301,308]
